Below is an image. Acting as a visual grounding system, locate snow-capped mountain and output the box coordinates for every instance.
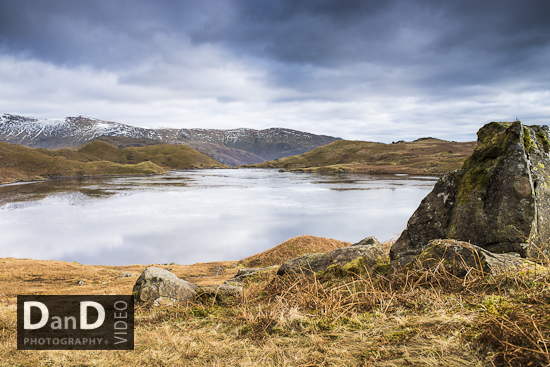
[0,114,340,166]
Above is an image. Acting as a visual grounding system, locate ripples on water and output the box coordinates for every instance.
[0,169,437,265]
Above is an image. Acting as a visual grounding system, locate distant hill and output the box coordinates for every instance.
[178,127,339,161]
[244,138,477,175]
[0,114,341,166]
[93,136,163,148]
[0,140,227,184]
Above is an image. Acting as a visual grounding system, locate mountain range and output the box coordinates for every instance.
[0,114,340,166]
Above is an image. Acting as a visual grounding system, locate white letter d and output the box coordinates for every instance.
[80,301,105,330]
[24,301,49,330]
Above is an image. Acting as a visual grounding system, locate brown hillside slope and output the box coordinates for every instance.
[0,140,227,184]
[244,138,476,175]
[73,140,227,170]
[238,235,352,268]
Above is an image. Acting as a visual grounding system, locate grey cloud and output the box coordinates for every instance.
[3,0,550,86]
[0,0,549,141]
[0,0,198,68]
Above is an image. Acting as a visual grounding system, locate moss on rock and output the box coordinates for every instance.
[391,121,550,266]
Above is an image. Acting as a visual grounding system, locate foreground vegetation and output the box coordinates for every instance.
[0,140,227,184]
[1,236,549,366]
[244,138,476,175]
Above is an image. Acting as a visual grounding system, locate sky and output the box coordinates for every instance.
[1,0,549,143]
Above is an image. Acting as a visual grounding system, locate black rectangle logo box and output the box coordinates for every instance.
[17,295,134,350]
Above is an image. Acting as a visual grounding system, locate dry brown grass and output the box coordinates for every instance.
[238,235,351,268]
[246,138,477,175]
[0,140,227,184]
[1,242,550,366]
[0,257,238,298]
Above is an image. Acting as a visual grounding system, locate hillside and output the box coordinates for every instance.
[0,140,227,184]
[178,127,339,161]
[244,138,477,175]
[91,136,265,166]
[238,235,352,268]
[0,114,341,166]
[93,136,163,148]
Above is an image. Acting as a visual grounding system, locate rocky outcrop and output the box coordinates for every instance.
[132,266,197,304]
[405,239,537,276]
[390,121,550,266]
[277,237,387,276]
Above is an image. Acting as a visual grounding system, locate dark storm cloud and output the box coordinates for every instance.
[0,0,549,141]
[188,1,550,77]
[0,2,545,59]
[2,0,549,86]
[0,0,189,68]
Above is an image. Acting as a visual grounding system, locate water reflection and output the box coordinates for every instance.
[0,175,194,207]
[0,169,437,265]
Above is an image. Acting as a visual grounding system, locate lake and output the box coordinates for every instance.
[0,169,437,265]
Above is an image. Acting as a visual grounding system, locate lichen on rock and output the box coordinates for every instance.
[390,121,550,266]
[132,266,197,304]
[404,239,538,276]
[196,284,242,304]
[277,236,388,276]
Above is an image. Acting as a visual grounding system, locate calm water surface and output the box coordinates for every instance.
[0,169,437,265]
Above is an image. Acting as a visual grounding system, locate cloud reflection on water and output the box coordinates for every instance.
[0,169,436,265]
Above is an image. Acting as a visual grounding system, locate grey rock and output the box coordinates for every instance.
[224,266,279,286]
[405,239,537,276]
[117,271,137,279]
[390,121,550,266]
[277,237,387,276]
[353,236,380,247]
[132,266,197,304]
[196,284,242,304]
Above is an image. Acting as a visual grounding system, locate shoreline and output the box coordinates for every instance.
[1,166,444,186]
[0,166,236,186]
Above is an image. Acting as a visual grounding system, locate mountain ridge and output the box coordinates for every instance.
[0,114,341,166]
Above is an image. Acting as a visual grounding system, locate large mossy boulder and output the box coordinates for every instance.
[406,239,538,276]
[277,236,388,276]
[390,121,550,266]
[132,266,197,304]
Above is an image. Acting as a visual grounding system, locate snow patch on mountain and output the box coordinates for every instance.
[0,113,341,165]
